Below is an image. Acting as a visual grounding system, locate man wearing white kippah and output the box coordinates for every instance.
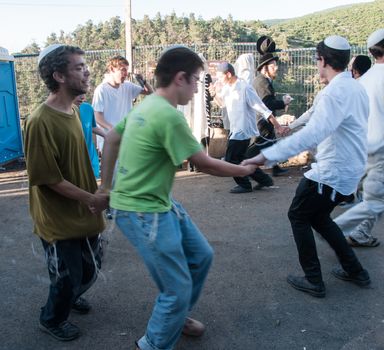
[335,29,384,248]
[24,44,108,341]
[243,35,371,297]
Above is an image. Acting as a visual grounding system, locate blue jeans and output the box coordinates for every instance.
[115,200,213,350]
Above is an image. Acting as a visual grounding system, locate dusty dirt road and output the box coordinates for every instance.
[1,165,384,350]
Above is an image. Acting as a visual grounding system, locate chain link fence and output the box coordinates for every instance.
[14,44,367,122]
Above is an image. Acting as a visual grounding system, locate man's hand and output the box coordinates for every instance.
[88,192,109,214]
[242,164,258,175]
[276,125,291,137]
[242,153,267,166]
[283,94,293,105]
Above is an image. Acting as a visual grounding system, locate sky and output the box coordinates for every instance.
[0,0,374,54]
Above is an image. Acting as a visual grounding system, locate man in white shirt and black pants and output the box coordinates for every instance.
[243,36,371,297]
[212,62,284,193]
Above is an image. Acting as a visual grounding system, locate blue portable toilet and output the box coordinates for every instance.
[0,47,23,166]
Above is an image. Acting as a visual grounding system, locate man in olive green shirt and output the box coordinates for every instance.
[24,44,108,341]
[100,47,257,350]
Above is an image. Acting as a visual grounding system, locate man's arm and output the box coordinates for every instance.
[135,74,153,95]
[247,85,289,136]
[189,150,257,177]
[208,82,224,107]
[98,129,122,192]
[92,126,106,138]
[262,95,286,112]
[47,180,108,214]
[267,114,290,136]
[94,111,113,131]
[141,81,153,95]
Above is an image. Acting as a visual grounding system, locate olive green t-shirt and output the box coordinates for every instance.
[24,103,105,242]
[110,94,202,212]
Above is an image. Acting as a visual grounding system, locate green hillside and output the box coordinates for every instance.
[269,0,384,47]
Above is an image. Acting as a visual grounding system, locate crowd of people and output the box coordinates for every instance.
[22,28,384,350]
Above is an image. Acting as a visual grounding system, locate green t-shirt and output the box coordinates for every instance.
[24,103,105,243]
[110,94,202,212]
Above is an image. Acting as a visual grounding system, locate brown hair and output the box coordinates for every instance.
[155,47,203,88]
[106,55,129,72]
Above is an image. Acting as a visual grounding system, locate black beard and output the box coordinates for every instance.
[69,87,88,97]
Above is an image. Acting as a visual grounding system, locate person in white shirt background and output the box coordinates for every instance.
[334,29,384,248]
[211,62,279,193]
[243,35,371,298]
[92,55,152,150]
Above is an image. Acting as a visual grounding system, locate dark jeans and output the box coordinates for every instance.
[40,235,101,326]
[288,178,364,283]
[225,139,273,188]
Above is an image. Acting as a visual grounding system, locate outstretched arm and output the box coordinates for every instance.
[189,150,257,177]
[48,180,108,214]
[95,111,113,131]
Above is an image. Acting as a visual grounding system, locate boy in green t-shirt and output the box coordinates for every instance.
[99,47,257,350]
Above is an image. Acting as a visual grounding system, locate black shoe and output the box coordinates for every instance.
[287,275,326,298]
[253,181,273,190]
[229,185,252,193]
[39,320,80,341]
[272,165,288,177]
[331,267,371,287]
[72,297,91,314]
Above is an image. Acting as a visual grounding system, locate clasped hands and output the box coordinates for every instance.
[88,187,110,214]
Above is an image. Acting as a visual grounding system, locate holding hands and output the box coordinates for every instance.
[88,188,110,214]
[242,153,267,166]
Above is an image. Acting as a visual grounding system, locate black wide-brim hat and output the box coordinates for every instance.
[257,53,279,71]
[257,35,276,54]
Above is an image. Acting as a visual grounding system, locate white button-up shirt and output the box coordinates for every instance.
[359,63,384,155]
[219,78,271,140]
[262,72,369,195]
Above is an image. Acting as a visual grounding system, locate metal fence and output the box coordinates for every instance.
[14,44,367,121]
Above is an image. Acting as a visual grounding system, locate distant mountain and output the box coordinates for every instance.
[262,4,358,26]
[262,19,288,26]
[268,0,384,47]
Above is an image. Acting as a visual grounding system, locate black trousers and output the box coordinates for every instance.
[288,178,363,283]
[40,235,101,325]
[225,139,272,188]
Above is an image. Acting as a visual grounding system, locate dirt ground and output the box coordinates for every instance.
[1,164,384,350]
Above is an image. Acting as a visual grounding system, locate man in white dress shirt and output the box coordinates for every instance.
[243,36,371,297]
[334,29,384,248]
[211,62,283,193]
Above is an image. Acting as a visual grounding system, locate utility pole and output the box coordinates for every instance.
[125,0,133,73]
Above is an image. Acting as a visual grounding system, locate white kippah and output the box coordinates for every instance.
[367,28,384,49]
[324,35,350,50]
[38,44,65,64]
